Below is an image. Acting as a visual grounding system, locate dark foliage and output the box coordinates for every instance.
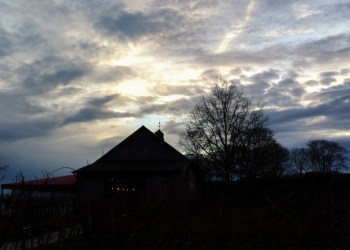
[288,139,348,175]
[289,148,308,176]
[4,174,350,249]
[306,139,348,172]
[180,79,288,181]
[79,175,350,249]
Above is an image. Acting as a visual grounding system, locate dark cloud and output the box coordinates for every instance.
[62,108,136,125]
[96,8,177,40]
[320,71,339,78]
[88,94,119,107]
[319,70,340,85]
[98,11,153,39]
[278,78,297,86]
[289,86,305,97]
[61,94,139,125]
[309,81,350,101]
[295,33,350,65]
[162,120,185,136]
[195,32,350,69]
[0,89,61,142]
[32,69,84,87]
[0,92,47,116]
[269,85,350,129]
[16,56,88,93]
[320,77,336,85]
[0,119,57,142]
[240,69,282,103]
[0,93,59,142]
[0,28,12,57]
[304,80,318,86]
[60,93,160,126]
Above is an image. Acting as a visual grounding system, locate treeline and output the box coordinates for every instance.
[180,79,348,181]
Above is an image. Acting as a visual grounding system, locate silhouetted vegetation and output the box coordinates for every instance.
[47,174,350,249]
[288,139,348,175]
[180,79,290,182]
[0,174,81,250]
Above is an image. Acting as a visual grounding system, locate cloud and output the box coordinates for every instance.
[0,28,12,57]
[99,135,126,151]
[91,66,136,83]
[139,97,201,117]
[0,119,58,142]
[0,91,60,141]
[96,8,177,40]
[26,69,85,90]
[150,84,206,97]
[294,33,350,65]
[162,120,185,136]
[269,83,350,131]
[15,56,89,94]
[62,108,136,125]
[87,94,118,107]
[341,68,350,75]
[61,94,140,125]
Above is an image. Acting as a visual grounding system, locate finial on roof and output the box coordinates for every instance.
[155,122,164,141]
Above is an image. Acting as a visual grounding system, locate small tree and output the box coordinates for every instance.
[306,139,348,173]
[179,79,271,182]
[289,148,308,176]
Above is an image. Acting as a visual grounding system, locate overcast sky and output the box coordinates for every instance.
[1,0,350,180]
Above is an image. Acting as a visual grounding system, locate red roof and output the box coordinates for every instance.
[1,175,76,192]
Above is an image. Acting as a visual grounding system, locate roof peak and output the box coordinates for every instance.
[75,125,189,173]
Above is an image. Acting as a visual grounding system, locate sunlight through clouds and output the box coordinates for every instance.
[0,0,349,177]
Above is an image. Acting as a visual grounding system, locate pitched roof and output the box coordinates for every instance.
[75,126,190,174]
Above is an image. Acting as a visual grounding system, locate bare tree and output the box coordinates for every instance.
[0,165,8,182]
[179,79,270,182]
[306,139,348,173]
[289,148,308,176]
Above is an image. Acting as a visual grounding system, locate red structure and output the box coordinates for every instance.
[1,175,76,193]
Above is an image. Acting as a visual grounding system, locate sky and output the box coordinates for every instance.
[0,0,350,181]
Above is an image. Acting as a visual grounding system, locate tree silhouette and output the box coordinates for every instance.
[306,139,348,173]
[289,148,308,176]
[236,127,290,179]
[180,79,275,182]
